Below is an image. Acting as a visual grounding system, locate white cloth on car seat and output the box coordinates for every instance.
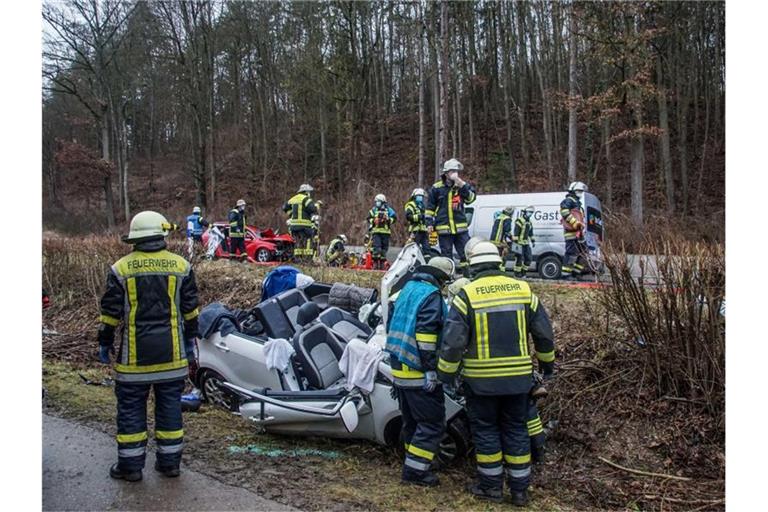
[339,338,385,394]
[264,337,296,373]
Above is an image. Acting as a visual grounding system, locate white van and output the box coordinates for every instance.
[465,192,605,279]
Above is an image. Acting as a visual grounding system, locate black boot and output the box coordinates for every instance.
[467,483,503,503]
[154,461,180,478]
[109,463,142,482]
[402,468,440,487]
[510,490,529,507]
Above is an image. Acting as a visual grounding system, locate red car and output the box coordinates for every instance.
[202,223,295,262]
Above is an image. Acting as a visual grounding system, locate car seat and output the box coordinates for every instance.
[275,288,309,329]
[253,299,295,340]
[292,322,347,390]
[318,307,372,340]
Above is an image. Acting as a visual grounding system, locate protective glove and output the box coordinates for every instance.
[453,175,466,188]
[531,239,536,248]
[99,345,115,364]
[423,371,439,393]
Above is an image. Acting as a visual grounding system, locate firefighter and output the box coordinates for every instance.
[438,241,555,506]
[185,206,209,260]
[283,184,319,261]
[385,256,456,487]
[98,211,199,482]
[560,182,588,279]
[426,159,476,272]
[325,234,349,267]
[228,199,248,260]
[367,194,397,270]
[490,206,514,258]
[512,206,536,278]
[405,188,431,256]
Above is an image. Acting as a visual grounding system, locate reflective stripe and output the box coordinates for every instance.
[531,295,539,312]
[183,307,199,321]
[393,378,425,388]
[475,303,524,314]
[156,429,184,440]
[504,453,531,464]
[415,333,437,342]
[100,314,120,327]
[404,457,431,472]
[157,442,184,454]
[118,447,146,457]
[438,358,460,373]
[475,313,489,359]
[517,310,528,356]
[168,275,180,361]
[463,356,531,367]
[391,367,424,379]
[117,431,148,443]
[477,465,504,476]
[452,296,468,315]
[537,350,555,363]
[506,467,532,478]
[447,188,455,233]
[115,359,188,374]
[115,366,188,382]
[462,367,532,378]
[417,342,437,351]
[476,451,502,463]
[127,278,138,366]
[407,444,435,461]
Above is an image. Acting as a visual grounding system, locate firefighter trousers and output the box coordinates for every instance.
[228,237,246,258]
[563,238,586,275]
[514,245,532,274]
[438,232,470,269]
[411,231,431,256]
[398,386,446,475]
[465,391,531,492]
[372,233,390,263]
[115,379,185,472]
[290,227,314,258]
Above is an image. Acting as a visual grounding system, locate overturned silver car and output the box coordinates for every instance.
[194,244,472,463]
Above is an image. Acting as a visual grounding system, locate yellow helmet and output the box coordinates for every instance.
[123,211,173,243]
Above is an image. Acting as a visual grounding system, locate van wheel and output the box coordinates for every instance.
[537,255,562,280]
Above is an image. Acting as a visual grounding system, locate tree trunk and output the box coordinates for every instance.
[101,120,115,229]
[657,55,675,214]
[516,1,529,168]
[438,0,450,164]
[567,4,578,183]
[603,116,613,210]
[418,2,426,187]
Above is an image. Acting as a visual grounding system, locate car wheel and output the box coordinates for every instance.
[438,416,471,466]
[199,369,235,411]
[255,248,272,263]
[537,255,562,280]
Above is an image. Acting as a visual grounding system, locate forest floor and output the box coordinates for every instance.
[41,237,724,511]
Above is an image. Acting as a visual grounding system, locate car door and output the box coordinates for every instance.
[210,334,283,390]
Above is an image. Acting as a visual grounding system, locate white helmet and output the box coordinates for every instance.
[464,235,486,256]
[375,193,387,203]
[442,158,464,173]
[467,240,503,266]
[192,206,201,214]
[124,211,173,243]
[411,188,426,198]
[416,256,456,283]
[568,181,588,193]
[523,205,535,214]
[298,183,314,193]
[236,199,246,207]
[339,234,348,243]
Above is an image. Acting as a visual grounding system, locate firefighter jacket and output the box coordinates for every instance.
[186,214,208,238]
[99,240,200,383]
[228,209,247,238]
[560,193,584,241]
[404,199,428,233]
[513,217,535,246]
[385,273,446,388]
[325,237,345,263]
[368,205,397,235]
[283,192,318,228]
[437,270,555,395]
[490,212,512,247]
[425,179,476,235]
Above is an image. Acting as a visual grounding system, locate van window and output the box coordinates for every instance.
[586,206,603,241]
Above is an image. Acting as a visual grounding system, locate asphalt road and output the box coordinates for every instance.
[42,414,296,512]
